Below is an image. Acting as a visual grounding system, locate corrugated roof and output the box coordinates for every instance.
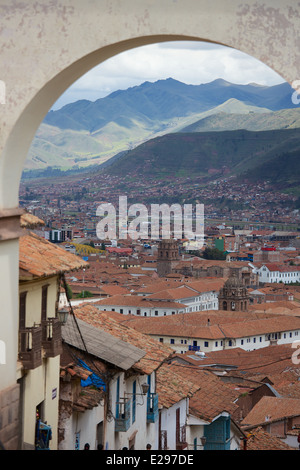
[64,304,174,374]
[62,314,146,371]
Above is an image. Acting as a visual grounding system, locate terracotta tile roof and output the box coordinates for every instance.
[220,316,300,339]
[135,280,183,294]
[20,212,45,228]
[94,294,187,310]
[99,285,130,296]
[245,426,295,451]
[72,387,105,413]
[19,232,88,280]
[184,278,228,293]
[72,304,174,374]
[156,363,200,409]
[113,311,300,342]
[156,362,239,421]
[241,396,300,429]
[263,263,300,272]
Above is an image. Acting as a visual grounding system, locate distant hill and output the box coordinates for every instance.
[25,78,300,170]
[102,128,300,190]
[179,107,300,133]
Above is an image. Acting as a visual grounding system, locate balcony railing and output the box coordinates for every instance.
[19,325,42,369]
[176,425,187,450]
[188,345,200,352]
[147,393,159,423]
[115,397,131,432]
[42,317,63,358]
[159,430,168,450]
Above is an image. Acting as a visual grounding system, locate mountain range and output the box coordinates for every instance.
[25,78,300,171]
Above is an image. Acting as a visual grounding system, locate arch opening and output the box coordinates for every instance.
[1,34,288,210]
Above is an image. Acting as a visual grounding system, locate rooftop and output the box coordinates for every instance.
[19,231,88,280]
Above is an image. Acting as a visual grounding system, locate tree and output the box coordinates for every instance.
[201,247,226,260]
[76,290,93,298]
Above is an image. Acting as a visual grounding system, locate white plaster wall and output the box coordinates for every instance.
[159,398,188,450]
[105,371,157,450]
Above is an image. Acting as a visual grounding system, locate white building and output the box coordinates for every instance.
[121,312,300,355]
[156,362,245,450]
[256,263,300,284]
[94,294,187,317]
[61,304,173,450]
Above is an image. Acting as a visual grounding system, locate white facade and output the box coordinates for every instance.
[105,370,158,450]
[182,292,218,312]
[159,398,189,450]
[59,394,105,450]
[257,264,300,284]
[95,301,186,317]
[153,325,300,354]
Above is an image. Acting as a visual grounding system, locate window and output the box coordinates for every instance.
[41,285,48,322]
[170,339,175,344]
[159,338,164,343]
[120,308,123,313]
[155,310,158,316]
[204,341,209,348]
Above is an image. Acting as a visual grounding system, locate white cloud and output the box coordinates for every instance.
[52,41,285,110]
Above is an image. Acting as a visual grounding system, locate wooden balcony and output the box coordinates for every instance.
[159,430,168,450]
[42,317,63,358]
[176,425,187,450]
[19,326,42,369]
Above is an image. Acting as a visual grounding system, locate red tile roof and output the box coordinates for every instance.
[245,426,295,451]
[19,232,88,280]
[241,396,300,428]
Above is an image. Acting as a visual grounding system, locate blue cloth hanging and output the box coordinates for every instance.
[77,358,106,391]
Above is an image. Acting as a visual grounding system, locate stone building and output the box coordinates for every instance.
[219,275,249,312]
[157,239,180,277]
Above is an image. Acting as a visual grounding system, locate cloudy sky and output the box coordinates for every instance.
[52,41,285,110]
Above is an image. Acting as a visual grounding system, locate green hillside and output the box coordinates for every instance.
[180,107,300,133]
[25,78,300,171]
[103,128,300,188]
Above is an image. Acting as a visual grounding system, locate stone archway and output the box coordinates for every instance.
[0,0,299,449]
